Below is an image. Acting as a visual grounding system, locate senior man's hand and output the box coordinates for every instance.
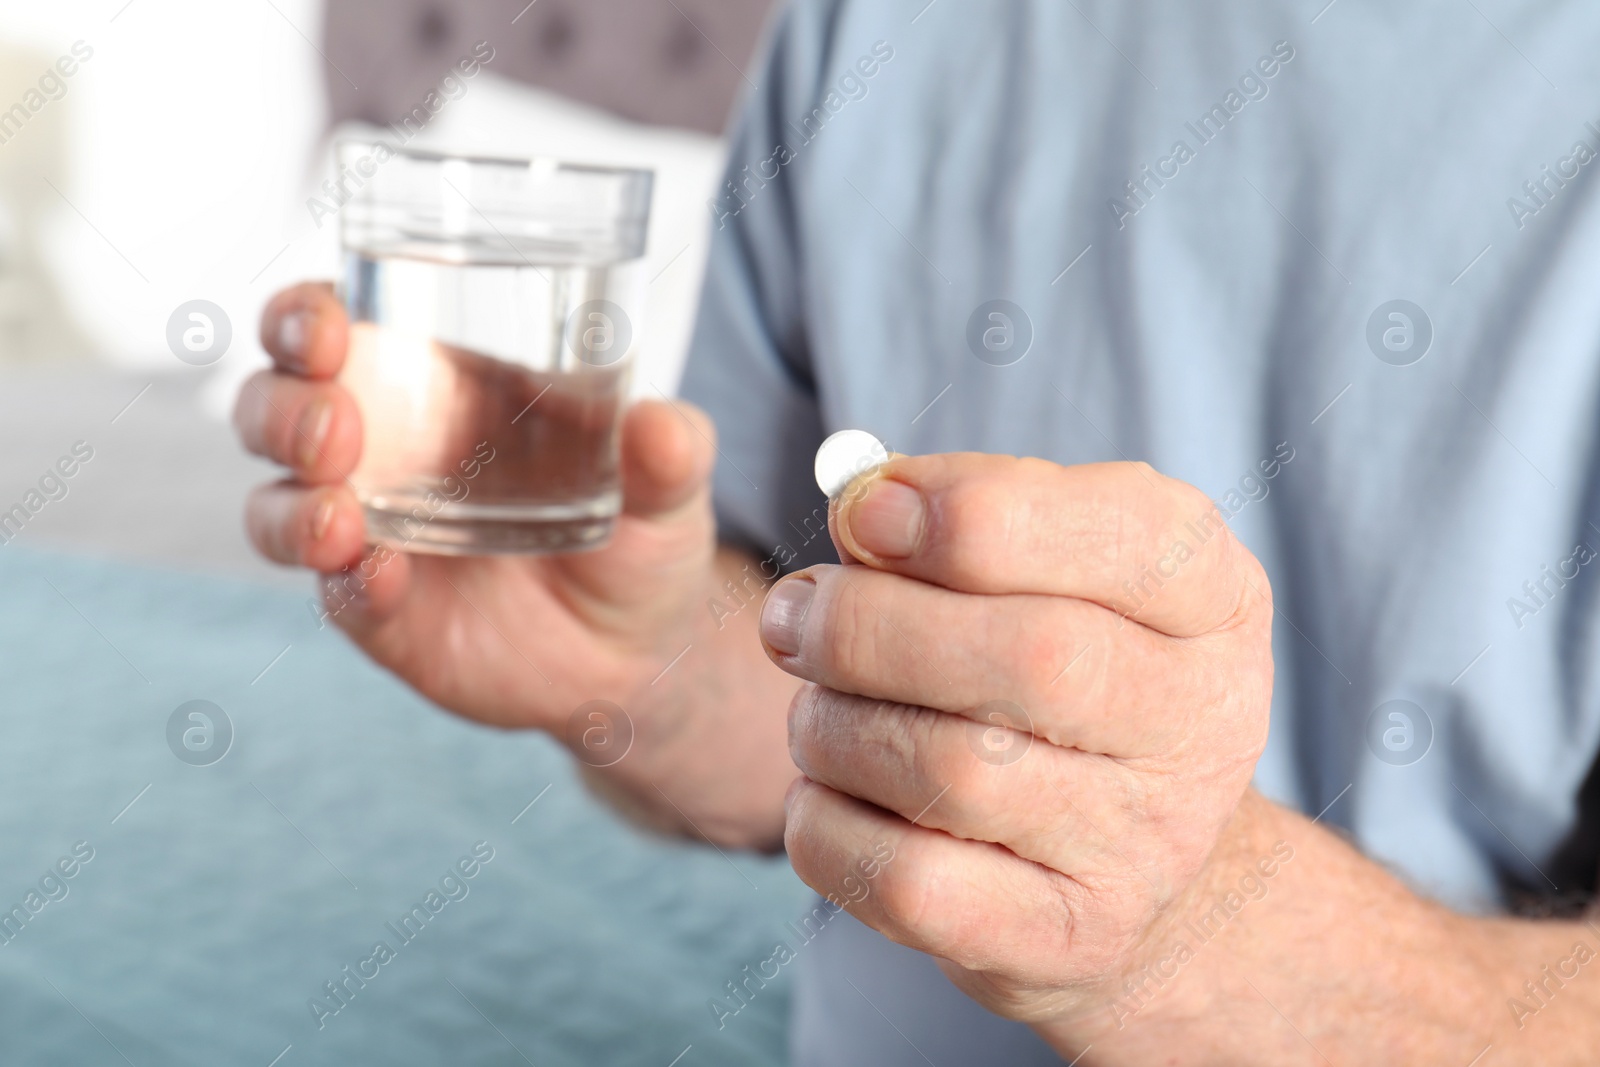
[762,454,1275,1043]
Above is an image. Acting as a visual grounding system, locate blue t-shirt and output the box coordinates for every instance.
[679,1,1600,1062]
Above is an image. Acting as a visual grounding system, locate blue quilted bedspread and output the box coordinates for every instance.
[0,546,810,1066]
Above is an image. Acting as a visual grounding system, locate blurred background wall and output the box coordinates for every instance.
[0,1,329,367]
[0,0,774,389]
[323,0,772,135]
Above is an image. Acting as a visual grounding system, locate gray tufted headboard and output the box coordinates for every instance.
[322,0,779,135]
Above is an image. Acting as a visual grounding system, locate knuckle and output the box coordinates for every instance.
[258,295,291,352]
[1102,759,1156,826]
[1235,540,1274,619]
[232,373,273,453]
[1015,615,1073,695]
[780,814,804,863]
[942,750,1007,824]
[941,468,1019,558]
[817,576,877,684]
[268,396,302,463]
[1178,642,1231,728]
[1161,479,1221,550]
[1211,528,1272,638]
[1164,474,1213,518]
[786,685,829,773]
[780,779,828,866]
[954,974,1049,1021]
[931,716,1024,824]
[1128,465,1197,530]
[240,379,297,463]
[243,486,289,561]
[1035,868,1107,966]
[872,855,937,937]
[930,456,1066,581]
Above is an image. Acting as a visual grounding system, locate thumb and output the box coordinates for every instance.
[826,457,906,567]
[620,398,716,520]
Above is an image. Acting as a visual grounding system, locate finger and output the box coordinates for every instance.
[233,371,362,483]
[315,543,415,637]
[832,456,1262,638]
[541,397,718,609]
[244,481,367,572]
[784,779,1114,990]
[788,686,1174,886]
[827,450,906,566]
[619,398,715,520]
[259,282,348,379]
[759,563,1242,756]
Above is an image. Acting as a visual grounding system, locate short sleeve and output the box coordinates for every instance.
[676,0,838,572]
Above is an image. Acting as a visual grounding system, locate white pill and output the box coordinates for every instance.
[814,429,890,499]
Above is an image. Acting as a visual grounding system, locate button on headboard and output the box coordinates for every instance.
[322,0,778,134]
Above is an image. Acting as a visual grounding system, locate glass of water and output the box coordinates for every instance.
[336,142,653,555]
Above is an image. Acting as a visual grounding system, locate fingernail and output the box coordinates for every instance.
[297,397,334,469]
[761,578,815,657]
[846,479,925,559]
[310,495,336,541]
[278,311,309,371]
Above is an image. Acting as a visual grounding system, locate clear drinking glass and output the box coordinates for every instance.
[336,142,653,554]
